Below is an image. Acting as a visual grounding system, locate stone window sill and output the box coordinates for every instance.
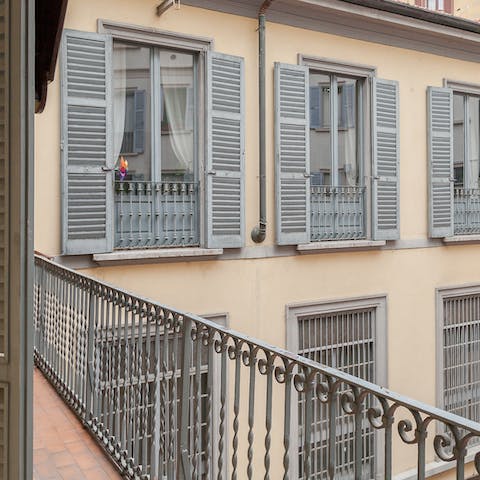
[443,234,480,244]
[93,247,223,265]
[297,240,386,253]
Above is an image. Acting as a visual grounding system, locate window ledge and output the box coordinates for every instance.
[443,234,480,244]
[297,240,386,253]
[93,247,223,265]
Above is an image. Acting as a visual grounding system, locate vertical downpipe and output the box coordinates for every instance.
[251,2,274,243]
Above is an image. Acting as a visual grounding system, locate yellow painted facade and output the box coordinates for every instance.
[34,0,480,476]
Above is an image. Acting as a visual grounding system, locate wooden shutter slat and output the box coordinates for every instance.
[372,78,400,241]
[428,87,453,238]
[61,30,113,255]
[206,52,245,248]
[275,63,310,245]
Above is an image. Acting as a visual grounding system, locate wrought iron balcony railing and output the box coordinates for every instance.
[114,181,199,249]
[34,254,480,480]
[311,185,366,241]
[454,188,480,235]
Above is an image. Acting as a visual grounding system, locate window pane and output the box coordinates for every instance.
[453,94,465,187]
[159,50,195,181]
[337,77,359,186]
[468,96,480,189]
[113,43,151,181]
[309,73,331,186]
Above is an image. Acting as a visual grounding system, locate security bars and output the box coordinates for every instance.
[34,254,480,480]
[443,293,480,449]
[298,308,376,479]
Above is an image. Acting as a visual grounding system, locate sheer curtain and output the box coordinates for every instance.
[113,46,126,167]
[159,50,194,174]
[340,81,358,187]
[469,97,480,189]
[161,86,192,171]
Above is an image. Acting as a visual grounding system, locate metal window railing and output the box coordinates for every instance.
[454,188,480,235]
[310,186,366,241]
[114,181,199,249]
[34,254,480,480]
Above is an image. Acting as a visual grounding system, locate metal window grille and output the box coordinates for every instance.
[298,307,377,479]
[443,294,480,445]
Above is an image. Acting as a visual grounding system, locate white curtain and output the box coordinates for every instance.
[113,46,126,167]
[469,98,480,189]
[160,68,192,171]
[342,83,357,186]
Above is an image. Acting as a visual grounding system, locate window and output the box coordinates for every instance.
[453,93,480,235]
[309,72,366,241]
[437,287,480,448]
[428,84,480,238]
[113,42,199,249]
[287,297,387,479]
[415,0,454,13]
[61,27,245,256]
[275,60,399,246]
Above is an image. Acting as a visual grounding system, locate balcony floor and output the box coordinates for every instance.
[33,368,122,480]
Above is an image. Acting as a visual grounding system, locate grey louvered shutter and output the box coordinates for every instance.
[275,63,310,245]
[206,52,245,248]
[428,87,453,238]
[61,30,113,254]
[372,78,400,240]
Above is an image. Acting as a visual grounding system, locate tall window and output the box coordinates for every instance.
[113,42,196,183]
[113,41,199,249]
[308,72,366,241]
[453,93,480,189]
[309,73,362,187]
[452,92,480,235]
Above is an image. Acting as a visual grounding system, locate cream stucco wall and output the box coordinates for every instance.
[34,1,480,476]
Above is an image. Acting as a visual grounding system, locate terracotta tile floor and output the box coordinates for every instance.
[33,368,123,480]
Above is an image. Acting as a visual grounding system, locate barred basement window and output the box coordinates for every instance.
[287,297,387,479]
[441,289,480,445]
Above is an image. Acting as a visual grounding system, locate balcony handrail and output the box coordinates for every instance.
[33,253,480,479]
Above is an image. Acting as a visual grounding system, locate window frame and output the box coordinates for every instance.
[436,284,480,413]
[450,89,480,190]
[300,55,376,240]
[435,285,480,463]
[286,295,388,479]
[99,20,212,248]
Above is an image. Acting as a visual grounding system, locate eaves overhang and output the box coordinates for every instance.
[35,0,68,113]
[182,0,480,62]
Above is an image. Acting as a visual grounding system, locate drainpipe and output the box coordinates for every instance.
[251,0,275,243]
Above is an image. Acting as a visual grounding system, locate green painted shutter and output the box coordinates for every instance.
[372,78,400,241]
[275,63,310,245]
[61,30,113,255]
[206,52,245,249]
[428,87,453,238]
